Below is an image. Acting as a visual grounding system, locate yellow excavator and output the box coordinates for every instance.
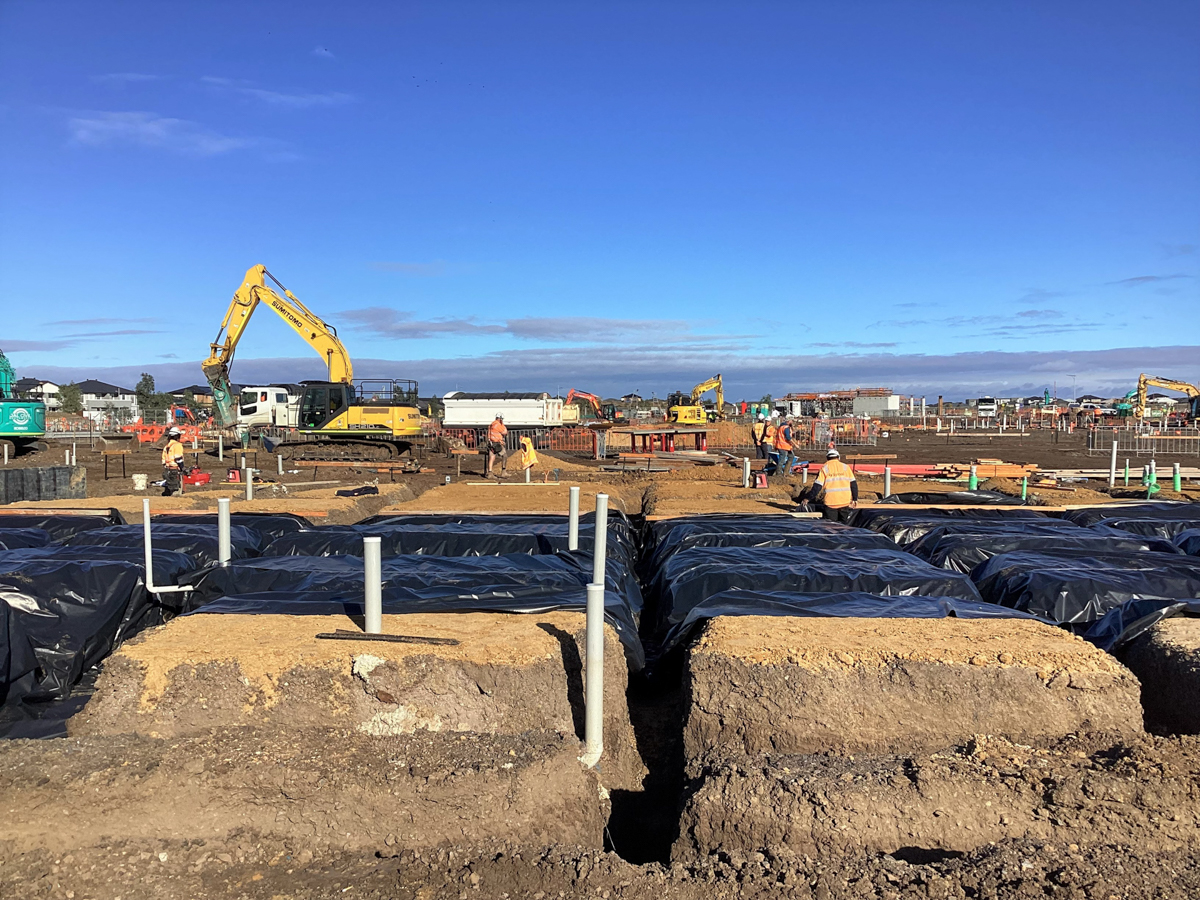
[667,374,725,424]
[1131,373,1200,421]
[202,265,423,460]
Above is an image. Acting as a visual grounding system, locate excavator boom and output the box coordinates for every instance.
[1134,373,1200,419]
[202,265,353,426]
[669,374,725,424]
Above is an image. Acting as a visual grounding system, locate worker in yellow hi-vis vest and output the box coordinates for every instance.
[160,427,185,497]
[810,447,858,523]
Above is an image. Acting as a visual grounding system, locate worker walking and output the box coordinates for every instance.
[751,414,768,459]
[772,418,794,478]
[485,414,508,478]
[161,427,185,497]
[809,447,858,522]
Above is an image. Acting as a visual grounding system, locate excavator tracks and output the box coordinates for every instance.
[274,438,420,462]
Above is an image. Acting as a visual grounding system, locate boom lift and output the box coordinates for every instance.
[202,265,422,460]
[1132,373,1200,422]
[668,374,725,425]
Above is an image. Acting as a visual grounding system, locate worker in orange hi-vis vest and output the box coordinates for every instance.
[485,415,508,478]
[811,447,859,523]
[772,418,795,478]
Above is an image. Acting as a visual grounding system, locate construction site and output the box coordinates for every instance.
[4,303,1200,898]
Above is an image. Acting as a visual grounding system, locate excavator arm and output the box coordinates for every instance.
[202,265,354,426]
[690,375,724,419]
[1134,374,1200,419]
[566,389,605,419]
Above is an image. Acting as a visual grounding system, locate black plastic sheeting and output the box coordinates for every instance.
[0,600,38,705]
[184,551,643,620]
[1083,599,1200,652]
[1177,529,1200,557]
[641,516,896,572]
[0,546,196,701]
[151,512,310,545]
[851,508,1058,546]
[876,490,1026,506]
[917,531,1181,574]
[0,511,126,541]
[1060,502,1199,527]
[651,546,983,642]
[264,518,637,565]
[1096,517,1200,541]
[658,590,1043,657]
[65,524,261,566]
[0,527,53,551]
[972,549,1200,626]
[190,587,645,671]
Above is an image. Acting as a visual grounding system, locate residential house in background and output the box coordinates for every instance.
[76,379,139,421]
[13,378,61,411]
[166,385,215,408]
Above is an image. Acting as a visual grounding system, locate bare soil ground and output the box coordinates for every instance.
[1122,616,1200,735]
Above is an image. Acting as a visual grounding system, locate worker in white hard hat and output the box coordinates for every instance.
[750,413,768,459]
[485,414,508,478]
[808,446,858,522]
[161,427,185,496]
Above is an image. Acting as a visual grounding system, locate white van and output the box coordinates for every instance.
[238,385,300,429]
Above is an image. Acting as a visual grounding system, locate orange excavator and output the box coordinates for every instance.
[566,389,625,422]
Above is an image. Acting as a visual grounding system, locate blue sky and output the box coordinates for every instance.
[1,0,1197,398]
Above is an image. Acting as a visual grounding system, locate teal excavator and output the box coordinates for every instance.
[0,348,47,456]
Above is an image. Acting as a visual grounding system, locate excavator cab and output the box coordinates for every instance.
[298,382,350,429]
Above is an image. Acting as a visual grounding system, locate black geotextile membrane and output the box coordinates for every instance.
[263,518,637,565]
[0,511,126,540]
[0,547,196,701]
[876,490,1026,506]
[850,509,1063,546]
[1084,599,1200,652]
[189,587,645,671]
[917,531,1181,574]
[0,528,53,551]
[184,551,644,620]
[1177,529,1200,557]
[640,516,896,573]
[1098,517,1200,541]
[65,524,261,566]
[1060,502,1200,527]
[0,599,39,706]
[650,546,983,643]
[657,590,1043,658]
[972,548,1200,626]
[151,512,310,545]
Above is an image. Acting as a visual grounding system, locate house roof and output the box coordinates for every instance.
[76,379,134,395]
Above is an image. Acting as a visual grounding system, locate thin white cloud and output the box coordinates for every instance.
[67,111,255,156]
[201,76,355,108]
[1107,274,1192,287]
[93,72,162,84]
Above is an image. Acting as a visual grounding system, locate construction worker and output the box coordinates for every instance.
[161,427,185,497]
[749,414,768,459]
[518,434,539,479]
[772,418,794,478]
[485,414,508,477]
[810,447,858,522]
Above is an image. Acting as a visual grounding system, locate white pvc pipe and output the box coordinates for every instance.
[884,465,892,498]
[217,497,231,566]
[580,581,605,768]
[742,457,750,488]
[218,434,224,461]
[363,536,383,634]
[72,443,77,466]
[568,486,580,551]
[141,498,191,594]
[244,466,253,500]
[592,493,608,586]
[65,449,71,465]
[1150,459,1157,482]
[3,444,7,465]
[1109,440,1118,487]
[525,466,531,483]
[277,454,284,475]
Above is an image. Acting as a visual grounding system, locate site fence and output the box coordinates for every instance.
[1086,426,1200,458]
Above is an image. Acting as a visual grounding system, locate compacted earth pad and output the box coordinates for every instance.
[684,615,1142,759]
[73,610,644,789]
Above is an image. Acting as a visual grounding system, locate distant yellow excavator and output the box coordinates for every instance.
[1132,373,1200,421]
[668,374,725,425]
[202,265,423,459]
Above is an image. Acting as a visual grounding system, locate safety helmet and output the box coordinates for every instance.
[167,427,182,437]
[827,448,840,458]
[757,414,765,420]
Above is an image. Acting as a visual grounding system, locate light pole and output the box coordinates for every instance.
[1067,375,1077,402]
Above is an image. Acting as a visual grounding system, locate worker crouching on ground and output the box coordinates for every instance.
[486,414,508,478]
[161,427,185,497]
[805,447,858,522]
[772,418,795,478]
[751,414,768,459]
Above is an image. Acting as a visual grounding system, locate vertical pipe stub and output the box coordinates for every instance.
[883,465,892,498]
[244,466,254,501]
[141,498,154,591]
[218,434,224,461]
[592,493,609,587]
[580,581,606,768]
[742,457,751,489]
[277,454,284,476]
[217,497,232,567]
[1174,462,1182,493]
[568,486,581,551]
[968,465,979,491]
[363,536,383,635]
[1109,440,1118,488]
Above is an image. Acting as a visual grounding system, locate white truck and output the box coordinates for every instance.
[441,391,564,429]
[238,384,300,430]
